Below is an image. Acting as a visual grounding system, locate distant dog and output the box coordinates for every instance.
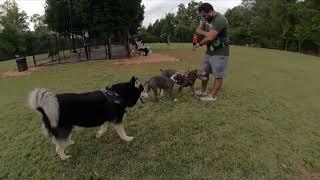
[48,49,58,61]
[136,40,150,56]
[28,76,146,160]
[144,74,185,101]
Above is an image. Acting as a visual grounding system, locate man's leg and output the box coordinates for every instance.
[211,78,223,97]
[200,55,228,101]
[201,74,209,93]
[196,54,212,96]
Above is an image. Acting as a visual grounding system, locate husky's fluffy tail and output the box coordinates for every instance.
[28,88,59,136]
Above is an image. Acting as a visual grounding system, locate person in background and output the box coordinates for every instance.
[192,33,198,51]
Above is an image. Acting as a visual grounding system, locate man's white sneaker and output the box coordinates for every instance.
[200,95,217,102]
[194,90,208,97]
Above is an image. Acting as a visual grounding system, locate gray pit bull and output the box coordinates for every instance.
[144,73,185,101]
[179,70,207,96]
[161,69,207,97]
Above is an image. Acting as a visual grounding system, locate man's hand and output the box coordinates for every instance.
[196,25,208,36]
[195,43,202,49]
[196,30,219,48]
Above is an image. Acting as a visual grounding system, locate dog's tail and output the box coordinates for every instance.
[28,88,59,134]
[37,107,55,137]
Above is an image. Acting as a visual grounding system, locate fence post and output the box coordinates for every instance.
[55,34,61,64]
[104,35,108,60]
[107,34,112,59]
[33,55,36,67]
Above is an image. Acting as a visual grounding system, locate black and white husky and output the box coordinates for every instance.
[28,76,146,160]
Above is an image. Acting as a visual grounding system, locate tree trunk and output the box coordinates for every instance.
[68,35,72,56]
[55,35,61,63]
[107,34,112,59]
[62,38,65,59]
[104,36,108,60]
[29,36,36,67]
[33,55,36,67]
[124,31,130,58]
[285,39,288,51]
[298,40,302,53]
[71,33,77,53]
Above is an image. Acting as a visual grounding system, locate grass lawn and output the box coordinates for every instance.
[0,43,320,179]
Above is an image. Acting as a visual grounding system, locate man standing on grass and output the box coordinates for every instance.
[195,3,230,102]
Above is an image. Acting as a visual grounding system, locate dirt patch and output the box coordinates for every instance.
[298,165,316,180]
[1,67,41,78]
[112,53,178,65]
[1,53,177,77]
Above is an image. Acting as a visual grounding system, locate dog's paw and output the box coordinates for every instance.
[61,155,71,160]
[96,132,104,139]
[125,136,134,142]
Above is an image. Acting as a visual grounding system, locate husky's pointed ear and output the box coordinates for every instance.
[130,76,136,82]
[134,79,141,88]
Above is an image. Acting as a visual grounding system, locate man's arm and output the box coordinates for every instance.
[198,16,227,47]
[196,30,219,48]
[196,25,208,36]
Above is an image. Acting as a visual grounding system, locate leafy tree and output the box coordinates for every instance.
[30,14,51,36]
[0,0,29,60]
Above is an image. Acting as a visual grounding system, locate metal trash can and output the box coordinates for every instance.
[16,57,28,72]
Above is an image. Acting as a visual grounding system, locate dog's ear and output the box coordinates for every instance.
[130,76,136,82]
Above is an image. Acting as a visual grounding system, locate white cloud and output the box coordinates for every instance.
[0,0,242,29]
[0,0,45,16]
[0,0,45,30]
[142,0,242,26]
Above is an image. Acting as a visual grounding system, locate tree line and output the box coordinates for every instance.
[0,0,144,61]
[139,0,320,54]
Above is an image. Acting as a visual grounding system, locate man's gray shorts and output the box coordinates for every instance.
[202,54,229,79]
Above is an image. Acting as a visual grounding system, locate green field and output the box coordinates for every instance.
[1,43,320,179]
